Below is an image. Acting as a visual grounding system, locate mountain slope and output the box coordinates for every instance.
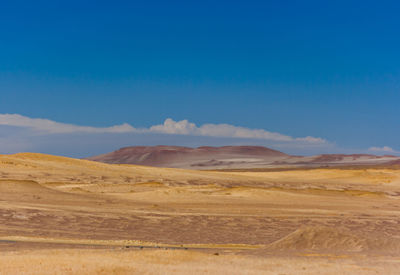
[87,145,400,169]
[87,145,289,169]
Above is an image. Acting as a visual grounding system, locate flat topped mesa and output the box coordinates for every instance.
[86,145,288,168]
[86,145,400,169]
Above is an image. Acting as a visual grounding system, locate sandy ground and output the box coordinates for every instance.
[1,153,400,274]
[2,249,400,275]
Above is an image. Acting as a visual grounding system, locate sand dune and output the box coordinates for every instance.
[1,152,400,273]
[267,226,400,253]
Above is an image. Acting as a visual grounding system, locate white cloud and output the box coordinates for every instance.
[368,146,397,154]
[0,114,136,134]
[149,118,327,144]
[2,114,398,157]
[149,118,197,135]
[0,114,326,144]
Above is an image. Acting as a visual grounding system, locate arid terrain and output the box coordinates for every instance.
[1,152,400,274]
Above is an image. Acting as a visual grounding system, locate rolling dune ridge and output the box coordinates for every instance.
[1,153,400,274]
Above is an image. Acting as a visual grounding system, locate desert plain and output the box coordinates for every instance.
[1,153,400,274]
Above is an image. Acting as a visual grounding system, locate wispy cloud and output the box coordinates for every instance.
[2,113,396,157]
[368,146,398,154]
[0,114,326,144]
[149,118,326,144]
[0,114,135,134]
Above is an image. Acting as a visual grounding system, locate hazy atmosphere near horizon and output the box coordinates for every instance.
[1,1,399,157]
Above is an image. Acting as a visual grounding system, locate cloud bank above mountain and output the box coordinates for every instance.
[0,113,395,157]
[149,118,326,144]
[0,114,326,144]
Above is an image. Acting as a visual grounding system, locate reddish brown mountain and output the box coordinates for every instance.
[87,145,288,169]
[87,146,400,169]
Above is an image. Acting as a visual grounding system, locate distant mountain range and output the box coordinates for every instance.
[86,145,400,170]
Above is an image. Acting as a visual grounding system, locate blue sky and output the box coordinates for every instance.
[0,0,399,156]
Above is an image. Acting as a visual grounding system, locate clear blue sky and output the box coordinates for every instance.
[0,0,399,155]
